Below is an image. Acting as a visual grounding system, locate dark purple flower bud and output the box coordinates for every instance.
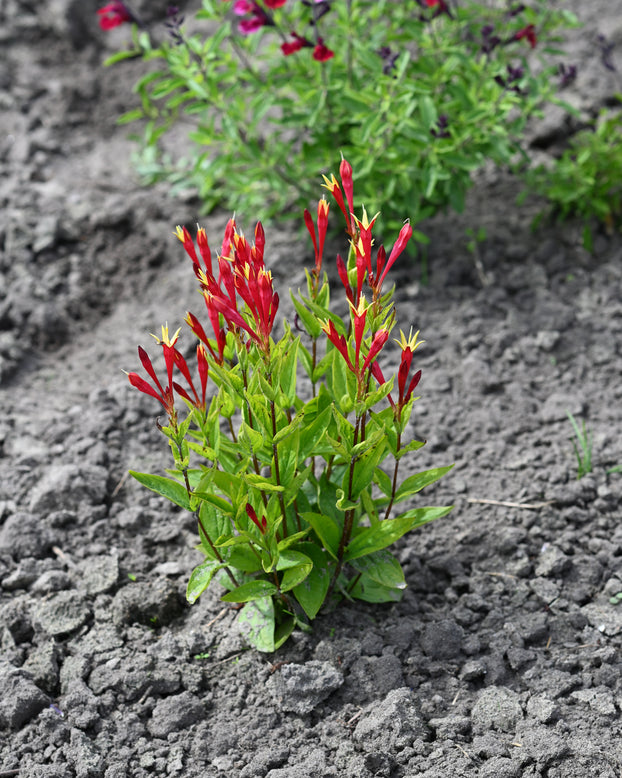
[558,63,577,88]
[597,34,617,72]
[431,114,450,139]
[165,5,185,45]
[508,3,525,17]
[378,46,400,75]
[481,25,501,54]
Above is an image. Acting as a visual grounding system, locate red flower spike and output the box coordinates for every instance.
[317,199,329,267]
[246,503,267,534]
[97,1,132,30]
[362,329,389,373]
[515,24,537,48]
[376,222,413,291]
[395,329,424,405]
[152,324,181,393]
[175,225,199,267]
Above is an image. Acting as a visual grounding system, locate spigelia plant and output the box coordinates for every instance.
[127,159,453,651]
[101,0,578,242]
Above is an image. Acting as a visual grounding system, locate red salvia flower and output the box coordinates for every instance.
[313,38,334,62]
[514,24,537,48]
[282,32,312,55]
[97,1,133,30]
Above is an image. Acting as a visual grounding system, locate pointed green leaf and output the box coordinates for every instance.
[237,597,275,652]
[344,505,453,560]
[186,559,228,604]
[129,471,191,511]
[221,579,278,602]
[292,542,332,619]
[393,465,454,504]
[349,549,406,589]
[349,572,403,604]
[302,511,341,559]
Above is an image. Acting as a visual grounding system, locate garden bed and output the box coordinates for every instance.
[0,1,621,776]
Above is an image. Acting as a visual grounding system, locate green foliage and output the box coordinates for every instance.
[566,410,592,479]
[522,99,622,251]
[104,0,578,240]
[127,159,453,650]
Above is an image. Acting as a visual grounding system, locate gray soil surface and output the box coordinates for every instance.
[1,1,621,776]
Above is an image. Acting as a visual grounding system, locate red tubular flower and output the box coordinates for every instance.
[352,299,368,370]
[304,199,329,277]
[128,344,176,417]
[97,1,133,30]
[362,329,389,373]
[375,222,413,291]
[339,159,354,224]
[265,0,287,7]
[336,254,354,305]
[395,329,424,406]
[175,225,199,267]
[370,361,397,411]
[321,320,354,371]
[514,24,537,48]
[246,503,267,534]
[313,38,334,62]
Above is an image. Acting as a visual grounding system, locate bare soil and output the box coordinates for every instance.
[1,1,621,776]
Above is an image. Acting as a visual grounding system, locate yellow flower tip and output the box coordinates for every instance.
[174,225,186,242]
[395,328,424,352]
[321,174,339,192]
[151,323,181,347]
[349,295,369,317]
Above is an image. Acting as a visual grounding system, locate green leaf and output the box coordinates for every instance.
[292,542,332,619]
[129,471,191,511]
[290,294,322,338]
[344,505,453,560]
[243,473,284,492]
[237,597,275,652]
[393,465,454,504]
[349,549,406,590]
[349,572,403,604]
[221,579,278,603]
[302,512,341,559]
[186,558,228,604]
[279,338,299,404]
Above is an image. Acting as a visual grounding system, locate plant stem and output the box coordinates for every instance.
[195,509,239,588]
[383,429,401,521]
[270,399,289,537]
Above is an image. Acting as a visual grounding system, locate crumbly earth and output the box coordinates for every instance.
[1,1,621,776]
